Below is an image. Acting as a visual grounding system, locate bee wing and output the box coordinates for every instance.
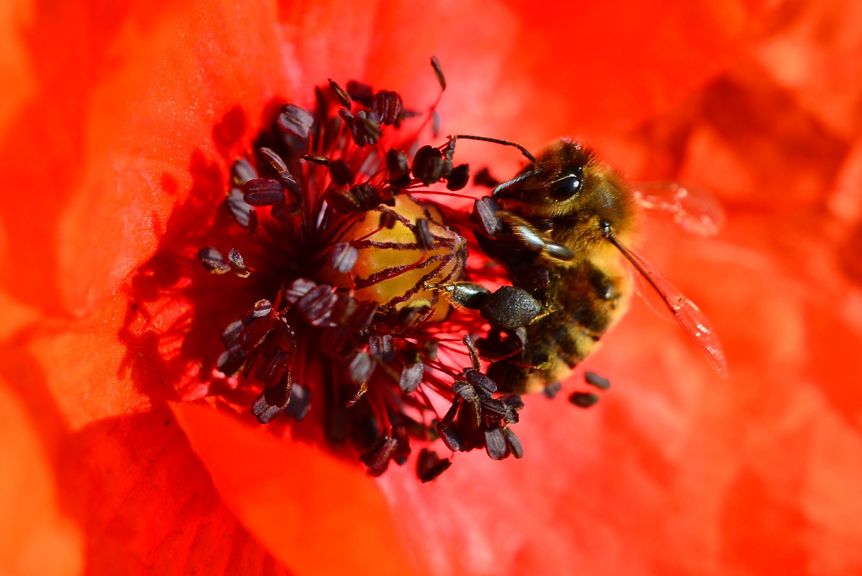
[608,233,728,377]
[633,182,725,237]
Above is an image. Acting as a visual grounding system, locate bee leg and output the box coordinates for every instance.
[477,327,528,363]
[440,282,544,331]
[480,286,544,331]
[477,207,575,261]
[439,281,490,309]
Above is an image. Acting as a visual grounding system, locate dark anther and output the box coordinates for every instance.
[430,56,446,90]
[324,186,361,213]
[297,284,337,326]
[464,368,496,396]
[251,299,273,317]
[569,391,600,408]
[251,375,292,424]
[257,146,288,175]
[243,178,285,206]
[220,319,243,345]
[348,351,375,385]
[302,154,330,165]
[484,428,509,460]
[284,384,311,420]
[415,218,435,250]
[367,334,393,357]
[358,110,383,142]
[412,145,449,185]
[379,209,398,229]
[275,104,314,154]
[346,110,382,147]
[446,163,470,191]
[503,428,523,458]
[360,436,399,476]
[198,247,231,274]
[542,381,562,398]
[330,243,359,273]
[584,371,611,390]
[441,398,460,428]
[227,248,250,278]
[328,79,352,108]
[372,90,404,125]
[478,396,510,419]
[438,423,463,452]
[231,158,257,186]
[258,147,301,199]
[351,183,384,210]
[345,80,374,106]
[216,345,245,376]
[386,149,411,188]
[338,109,362,144]
[452,380,477,402]
[417,449,452,482]
[474,196,503,236]
[226,189,254,228]
[502,394,524,412]
[328,160,354,186]
[399,362,425,393]
[283,278,316,305]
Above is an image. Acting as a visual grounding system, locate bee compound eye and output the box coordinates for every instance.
[548,171,583,200]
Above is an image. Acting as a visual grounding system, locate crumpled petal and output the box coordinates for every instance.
[0,379,82,576]
[2,0,862,574]
[172,402,422,576]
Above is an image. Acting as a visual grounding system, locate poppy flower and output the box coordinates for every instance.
[2,0,862,575]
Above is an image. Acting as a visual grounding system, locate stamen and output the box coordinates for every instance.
[199,61,564,481]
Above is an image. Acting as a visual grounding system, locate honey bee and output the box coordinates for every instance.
[444,135,727,393]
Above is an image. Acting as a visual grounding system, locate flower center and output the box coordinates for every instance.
[198,63,613,481]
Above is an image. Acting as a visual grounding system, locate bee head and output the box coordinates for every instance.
[495,138,636,244]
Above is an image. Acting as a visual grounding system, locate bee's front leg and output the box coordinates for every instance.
[473,197,573,261]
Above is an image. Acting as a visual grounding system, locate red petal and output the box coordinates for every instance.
[60,407,290,574]
[0,380,83,576]
[171,402,422,576]
[0,0,298,314]
[484,0,759,142]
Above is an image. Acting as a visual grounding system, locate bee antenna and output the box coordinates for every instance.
[449,134,538,164]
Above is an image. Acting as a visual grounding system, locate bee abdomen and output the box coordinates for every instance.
[494,260,628,393]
